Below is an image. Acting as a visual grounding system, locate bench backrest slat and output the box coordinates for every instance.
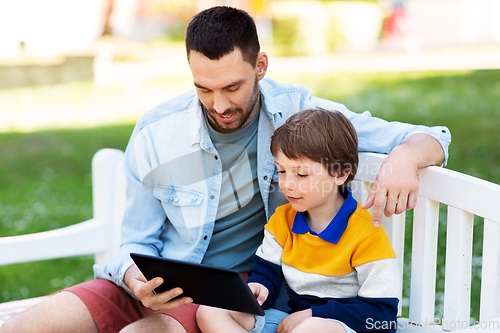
[92,149,126,266]
[381,212,406,317]
[480,218,500,322]
[409,197,440,324]
[443,207,474,325]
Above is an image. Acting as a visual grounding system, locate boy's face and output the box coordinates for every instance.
[275,151,347,215]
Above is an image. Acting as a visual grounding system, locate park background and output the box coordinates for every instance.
[1,0,499,324]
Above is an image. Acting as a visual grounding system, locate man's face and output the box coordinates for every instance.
[189,48,266,133]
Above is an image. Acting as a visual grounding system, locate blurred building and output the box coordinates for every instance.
[1,0,499,60]
[405,0,500,49]
[0,0,104,58]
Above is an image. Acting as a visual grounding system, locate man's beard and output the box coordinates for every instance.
[203,77,260,133]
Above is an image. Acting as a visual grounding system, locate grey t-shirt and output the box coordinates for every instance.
[201,111,266,272]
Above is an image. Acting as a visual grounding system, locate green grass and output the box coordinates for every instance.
[1,69,499,322]
[0,125,134,302]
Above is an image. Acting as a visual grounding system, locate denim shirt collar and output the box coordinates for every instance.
[291,188,358,244]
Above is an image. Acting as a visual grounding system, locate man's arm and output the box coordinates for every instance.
[362,133,445,226]
[296,87,451,226]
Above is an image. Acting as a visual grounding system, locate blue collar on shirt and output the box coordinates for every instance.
[291,188,358,244]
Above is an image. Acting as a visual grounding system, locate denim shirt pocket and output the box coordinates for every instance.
[153,186,204,231]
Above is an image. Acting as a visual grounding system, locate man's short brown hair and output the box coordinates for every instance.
[185,6,260,67]
[270,108,358,186]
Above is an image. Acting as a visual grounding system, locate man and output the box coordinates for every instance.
[1,6,450,333]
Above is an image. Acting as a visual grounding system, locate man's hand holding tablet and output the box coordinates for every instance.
[124,263,193,311]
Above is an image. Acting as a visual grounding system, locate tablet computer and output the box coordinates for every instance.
[130,253,265,316]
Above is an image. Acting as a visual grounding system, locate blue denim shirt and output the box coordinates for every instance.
[94,77,451,295]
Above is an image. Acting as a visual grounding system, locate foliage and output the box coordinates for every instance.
[272,17,305,56]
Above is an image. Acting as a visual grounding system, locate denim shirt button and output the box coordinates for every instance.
[203,235,208,240]
[210,195,214,200]
[173,197,179,203]
[263,176,268,180]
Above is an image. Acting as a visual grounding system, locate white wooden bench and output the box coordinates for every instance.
[1,149,499,332]
[0,149,126,326]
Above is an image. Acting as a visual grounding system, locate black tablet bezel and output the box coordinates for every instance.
[130,253,264,316]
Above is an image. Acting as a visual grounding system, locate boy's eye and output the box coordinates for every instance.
[297,174,308,178]
[277,170,286,174]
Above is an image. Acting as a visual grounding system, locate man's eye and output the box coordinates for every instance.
[197,88,211,94]
[228,87,239,92]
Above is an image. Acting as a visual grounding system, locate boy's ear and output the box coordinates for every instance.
[334,170,350,186]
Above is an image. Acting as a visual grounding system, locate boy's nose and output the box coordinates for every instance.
[283,177,296,191]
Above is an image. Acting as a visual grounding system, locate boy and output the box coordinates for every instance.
[197,108,400,333]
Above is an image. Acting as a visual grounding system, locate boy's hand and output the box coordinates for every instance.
[124,264,193,310]
[248,282,269,306]
[276,308,312,333]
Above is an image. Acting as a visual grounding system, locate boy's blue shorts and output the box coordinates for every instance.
[250,308,356,333]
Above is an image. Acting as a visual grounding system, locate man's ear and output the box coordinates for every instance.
[256,52,268,80]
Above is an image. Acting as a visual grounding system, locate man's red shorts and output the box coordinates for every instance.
[65,279,201,333]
